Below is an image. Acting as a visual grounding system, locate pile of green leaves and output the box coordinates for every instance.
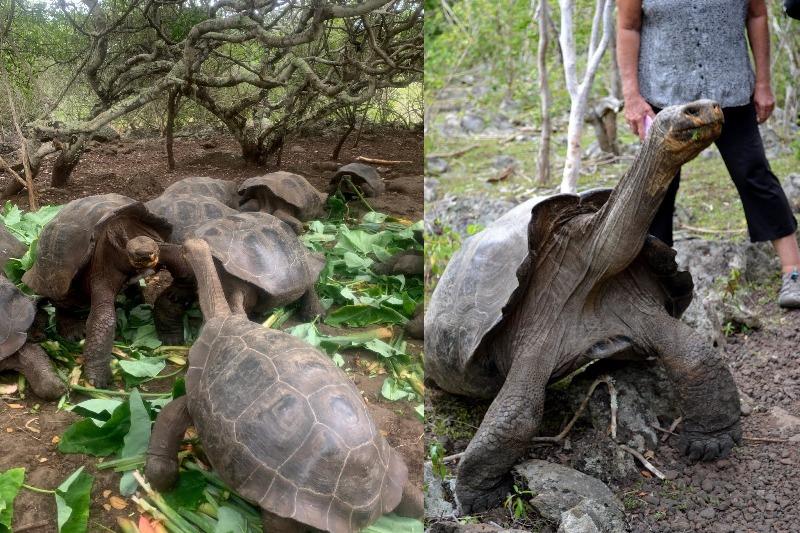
[303,211,423,328]
[0,202,62,286]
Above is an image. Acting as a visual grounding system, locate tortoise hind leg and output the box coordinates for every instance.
[392,480,423,518]
[455,356,549,514]
[273,209,304,235]
[0,344,66,400]
[145,396,191,491]
[261,510,314,532]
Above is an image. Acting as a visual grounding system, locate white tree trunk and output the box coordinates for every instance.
[537,0,552,185]
[558,0,615,194]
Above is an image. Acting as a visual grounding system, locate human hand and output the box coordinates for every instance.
[753,82,775,123]
[623,94,656,140]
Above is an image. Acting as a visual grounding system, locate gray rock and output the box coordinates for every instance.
[425,178,441,203]
[425,194,517,236]
[427,523,530,533]
[461,113,485,134]
[513,460,626,533]
[782,173,800,213]
[765,406,800,437]
[424,463,456,520]
[557,507,603,533]
[491,155,519,170]
[427,156,450,176]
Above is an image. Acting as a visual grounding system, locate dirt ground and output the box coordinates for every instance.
[0,127,423,533]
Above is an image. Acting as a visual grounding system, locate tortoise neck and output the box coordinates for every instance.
[183,239,231,320]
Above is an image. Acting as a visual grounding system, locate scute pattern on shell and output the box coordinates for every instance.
[22,194,172,299]
[238,172,326,220]
[146,194,236,243]
[187,315,407,533]
[0,276,35,359]
[160,177,239,208]
[0,225,25,270]
[425,188,693,397]
[329,163,385,197]
[192,212,324,304]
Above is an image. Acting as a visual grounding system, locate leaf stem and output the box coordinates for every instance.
[22,483,55,494]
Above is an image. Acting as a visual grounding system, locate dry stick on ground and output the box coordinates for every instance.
[678,224,747,235]
[661,415,683,443]
[436,375,618,464]
[427,143,480,159]
[619,444,667,480]
[652,423,791,444]
[14,520,51,532]
[354,155,412,165]
[0,153,28,188]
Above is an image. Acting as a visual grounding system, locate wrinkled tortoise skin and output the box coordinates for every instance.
[0,275,36,359]
[22,194,171,300]
[238,171,326,220]
[188,314,408,533]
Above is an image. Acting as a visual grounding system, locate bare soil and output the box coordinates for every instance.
[0,128,423,533]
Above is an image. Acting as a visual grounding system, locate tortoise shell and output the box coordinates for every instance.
[192,212,324,308]
[0,275,35,360]
[0,225,25,270]
[329,163,385,197]
[22,194,171,300]
[425,189,693,393]
[238,172,326,220]
[146,194,236,244]
[160,177,238,209]
[187,314,407,533]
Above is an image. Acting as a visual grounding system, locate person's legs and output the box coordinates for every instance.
[714,103,800,307]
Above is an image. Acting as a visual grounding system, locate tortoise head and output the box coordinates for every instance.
[649,99,723,165]
[126,236,160,270]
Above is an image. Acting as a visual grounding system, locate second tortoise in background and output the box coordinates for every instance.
[425,101,742,513]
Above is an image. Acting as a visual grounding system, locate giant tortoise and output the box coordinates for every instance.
[425,101,742,512]
[329,163,385,198]
[0,231,65,400]
[22,194,189,387]
[159,176,239,209]
[237,171,326,234]
[145,238,423,533]
[153,212,325,342]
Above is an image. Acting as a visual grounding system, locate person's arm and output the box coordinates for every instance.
[617,0,654,140]
[746,0,775,123]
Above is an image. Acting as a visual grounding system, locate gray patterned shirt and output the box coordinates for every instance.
[638,0,755,108]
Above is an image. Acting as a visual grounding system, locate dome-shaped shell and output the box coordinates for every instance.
[187,315,407,533]
[146,194,236,244]
[329,163,385,197]
[192,212,324,306]
[0,276,35,359]
[22,194,171,300]
[160,177,238,208]
[238,172,326,220]
[425,189,693,396]
[0,225,25,270]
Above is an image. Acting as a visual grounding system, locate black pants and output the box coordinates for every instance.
[649,102,797,246]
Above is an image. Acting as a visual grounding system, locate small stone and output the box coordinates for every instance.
[740,402,753,416]
[699,507,716,520]
[701,478,715,492]
[663,469,680,480]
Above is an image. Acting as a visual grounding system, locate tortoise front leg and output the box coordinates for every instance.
[83,272,125,388]
[154,280,196,345]
[646,317,741,461]
[393,479,424,518]
[0,344,66,400]
[145,396,191,491]
[274,209,304,235]
[455,357,549,514]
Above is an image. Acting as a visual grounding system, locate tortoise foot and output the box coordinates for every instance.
[455,476,513,515]
[57,313,86,341]
[84,364,113,390]
[679,422,742,462]
[145,455,179,492]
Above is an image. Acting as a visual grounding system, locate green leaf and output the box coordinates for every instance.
[214,506,248,533]
[414,404,424,420]
[343,251,373,270]
[118,357,166,378]
[131,324,163,349]
[0,468,25,533]
[119,390,152,496]
[381,377,416,402]
[55,466,94,533]
[362,514,423,533]
[69,399,123,425]
[163,470,206,511]
[325,305,408,327]
[59,402,131,456]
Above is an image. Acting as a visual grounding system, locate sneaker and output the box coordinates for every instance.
[778,269,800,308]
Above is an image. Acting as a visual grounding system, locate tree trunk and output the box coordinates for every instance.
[51,136,87,188]
[559,0,614,193]
[607,5,622,102]
[536,0,552,185]
[331,121,355,161]
[165,90,179,170]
